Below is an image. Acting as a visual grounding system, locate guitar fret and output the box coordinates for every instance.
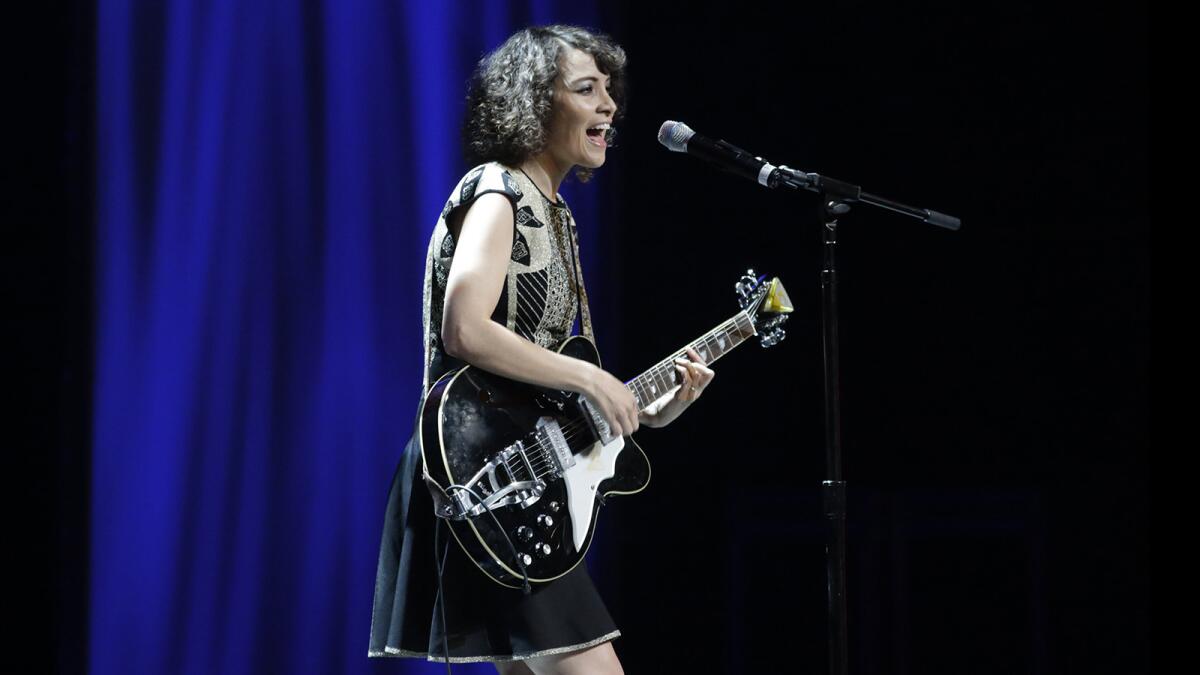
[630,381,646,408]
[658,364,673,393]
[645,372,660,398]
[654,365,673,393]
[627,311,759,413]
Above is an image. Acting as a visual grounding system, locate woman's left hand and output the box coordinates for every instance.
[673,347,715,404]
[638,347,716,428]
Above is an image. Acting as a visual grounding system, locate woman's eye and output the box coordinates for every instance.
[579,85,593,94]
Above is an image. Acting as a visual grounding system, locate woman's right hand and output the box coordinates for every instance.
[581,362,640,438]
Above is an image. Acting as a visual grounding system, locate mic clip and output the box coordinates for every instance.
[777,165,818,190]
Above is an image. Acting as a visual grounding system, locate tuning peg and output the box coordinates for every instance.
[765,315,789,329]
[759,327,787,348]
[735,268,764,307]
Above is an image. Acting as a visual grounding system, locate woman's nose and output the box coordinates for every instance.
[598,87,616,116]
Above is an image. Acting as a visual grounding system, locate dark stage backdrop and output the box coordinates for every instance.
[13,0,1147,674]
[599,1,1148,674]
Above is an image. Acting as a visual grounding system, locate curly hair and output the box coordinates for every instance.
[463,25,626,182]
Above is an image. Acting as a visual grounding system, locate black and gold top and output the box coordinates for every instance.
[421,163,594,392]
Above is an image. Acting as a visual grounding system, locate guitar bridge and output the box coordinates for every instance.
[432,417,579,521]
[436,441,546,521]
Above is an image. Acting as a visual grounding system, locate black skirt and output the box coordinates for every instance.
[368,427,620,663]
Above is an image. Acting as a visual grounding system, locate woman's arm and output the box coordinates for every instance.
[440,193,640,437]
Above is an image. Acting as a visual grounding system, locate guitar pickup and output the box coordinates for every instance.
[577,395,617,445]
[535,417,575,475]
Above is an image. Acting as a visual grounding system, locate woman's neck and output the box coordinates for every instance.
[520,154,569,199]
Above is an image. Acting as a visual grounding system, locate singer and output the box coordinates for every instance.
[368,25,714,674]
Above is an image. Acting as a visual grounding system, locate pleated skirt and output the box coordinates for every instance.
[368,427,620,663]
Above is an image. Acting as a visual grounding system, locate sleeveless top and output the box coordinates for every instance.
[421,162,594,392]
[368,164,619,662]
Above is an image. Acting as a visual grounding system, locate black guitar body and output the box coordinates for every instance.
[420,335,651,588]
[419,271,791,587]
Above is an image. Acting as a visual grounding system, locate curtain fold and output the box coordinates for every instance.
[92,2,603,673]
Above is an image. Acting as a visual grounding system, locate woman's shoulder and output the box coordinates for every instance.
[436,163,526,238]
[449,162,525,209]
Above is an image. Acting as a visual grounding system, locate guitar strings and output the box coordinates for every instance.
[522,312,756,478]
[464,311,763,506]
[506,312,757,482]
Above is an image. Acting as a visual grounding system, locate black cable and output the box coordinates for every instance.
[433,517,452,675]
[444,484,532,594]
[431,484,533,673]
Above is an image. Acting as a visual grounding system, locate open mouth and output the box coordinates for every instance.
[586,123,613,147]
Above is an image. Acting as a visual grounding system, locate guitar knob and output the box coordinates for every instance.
[533,542,552,558]
[516,526,533,542]
[547,501,561,513]
[536,514,554,529]
[518,553,533,567]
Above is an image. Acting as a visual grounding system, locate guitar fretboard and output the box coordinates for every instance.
[625,311,757,410]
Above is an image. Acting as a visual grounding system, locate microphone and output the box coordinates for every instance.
[658,120,962,230]
[657,120,781,188]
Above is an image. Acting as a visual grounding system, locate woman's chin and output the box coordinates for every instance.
[580,150,606,169]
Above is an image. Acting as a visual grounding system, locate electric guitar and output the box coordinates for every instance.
[421,270,792,587]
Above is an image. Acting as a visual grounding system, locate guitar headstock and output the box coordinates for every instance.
[735,269,793,348]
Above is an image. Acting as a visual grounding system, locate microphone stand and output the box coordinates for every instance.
[774,167,960,675]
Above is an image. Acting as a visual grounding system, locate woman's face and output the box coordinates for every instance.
[544,47,617,172]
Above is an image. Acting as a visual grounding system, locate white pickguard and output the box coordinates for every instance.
[561,436,625,552]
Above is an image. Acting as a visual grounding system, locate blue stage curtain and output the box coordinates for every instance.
[92,2,605,673]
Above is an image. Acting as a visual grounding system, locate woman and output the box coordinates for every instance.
[369,25,714,674]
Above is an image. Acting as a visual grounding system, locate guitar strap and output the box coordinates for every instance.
[559,206,595,342]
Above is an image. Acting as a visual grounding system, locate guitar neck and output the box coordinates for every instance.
[625,310,757,411]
